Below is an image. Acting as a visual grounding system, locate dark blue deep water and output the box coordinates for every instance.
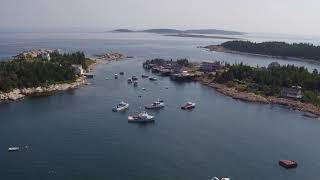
[1,32,320,180]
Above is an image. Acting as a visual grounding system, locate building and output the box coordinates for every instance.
[71,64,84,75]
[281,86,303,99]
[42,53,51,61]
[200,61,223,72]
[268,62,280,69]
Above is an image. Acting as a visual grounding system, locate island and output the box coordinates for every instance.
[112,28,244,35]
[143,59,320,117]
[205,41,320,63]
[0,49,96,102]
[164,34,241,40]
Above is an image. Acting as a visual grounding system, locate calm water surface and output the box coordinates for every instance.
[1,32,320,180]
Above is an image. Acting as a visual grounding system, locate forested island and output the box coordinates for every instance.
[205,41,320,62]
[0,51,95,101]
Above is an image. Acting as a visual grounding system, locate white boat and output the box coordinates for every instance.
[115,74,118,79]
[8,147,20,152]
[112,101,129,112]
[181,102,196,110]
[145,100,165,109]
[149,76,157,81]
[128,112,155,123]
[105,77,109,80]
[127,78,133,83]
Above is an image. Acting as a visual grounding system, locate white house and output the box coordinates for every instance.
[71,64,84,75]
[42,53,51,61]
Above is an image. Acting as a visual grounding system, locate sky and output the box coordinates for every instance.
[0,0,319,36]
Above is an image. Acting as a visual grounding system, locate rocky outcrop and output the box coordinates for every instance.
[200,80,320,117]
[0,77,86,102]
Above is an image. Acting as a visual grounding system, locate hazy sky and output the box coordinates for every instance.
[1,0,319,35]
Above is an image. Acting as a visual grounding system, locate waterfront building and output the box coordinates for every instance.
[71,64,84,75]
[200,61,223,72]
[281,86,303,99]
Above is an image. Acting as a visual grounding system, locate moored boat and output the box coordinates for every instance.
[127,78,133,83]
[133,81,138,87]
[114,74,118,79]
[141,74,149,78]
[149,76,157,81]
[279,160,298,169]
[119,72,125,75]
[132,75,138,81]
[8,147,20,152]
[181,102,196,110]
[128,112,155,123]
[112,101,129,112]
[145,100,165,109]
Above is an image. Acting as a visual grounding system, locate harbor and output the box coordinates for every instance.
[1,32,320,180]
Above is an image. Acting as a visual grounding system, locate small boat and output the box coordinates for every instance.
[279,160,298,169]
[142,88,146,91]
[119,72,125,75]
[145,100,165,109]
[133,81,138,87]
[105,77,109,80]
[128,112,155,123]
[112,101,129,112]
[303,112,319,118]
[132,76,138,81]
[8,147,20,152]
[114,74,118,79]
[127,78,133,83]
[181,102,196,110]
[141,74,149,78]
[149,76,157,81]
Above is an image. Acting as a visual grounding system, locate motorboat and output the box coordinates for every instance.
[119,72,125,75]
[128,112,155,123]
[127,78,133,83]
[145,100,165,109]
[105,77,109,80]
[142,88,146,91]
[132,75,138,81]
[112,101,129,112]
[149,76,157,81]
[279,160,298,169]
[8,147,20,152]
[114,74,118,79]
[141,74,149,78]
[181,102,196,110]
[133,81,138,87]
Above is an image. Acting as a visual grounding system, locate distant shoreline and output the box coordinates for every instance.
[165,34,241,40]
[204,45,320,65]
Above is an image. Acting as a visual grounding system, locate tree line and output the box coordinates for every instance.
[0,52,87,92]
[221,41,320,61]
[215,63,320,105]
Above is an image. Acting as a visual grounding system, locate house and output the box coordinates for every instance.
[268,62,280,69]
[200,61,223,72]
[42,53,51,61]
[71,64,84,75]
[281,86,303,99]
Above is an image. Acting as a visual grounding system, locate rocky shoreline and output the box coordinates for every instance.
[0,77,87,102]
[199,79,320,117]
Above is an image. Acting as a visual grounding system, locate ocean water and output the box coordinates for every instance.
[1,32,320,180]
